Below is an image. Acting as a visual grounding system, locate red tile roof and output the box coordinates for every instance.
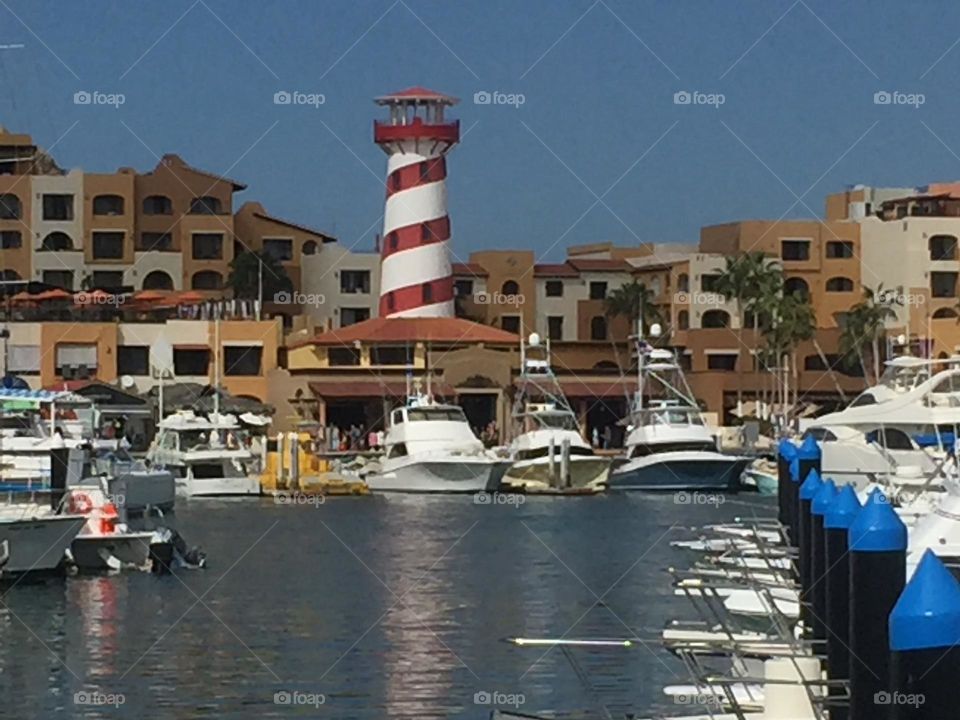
[157,154,247,191]
[295,317,519,347]
[452,262,488,277]
[375,86,458,104]
[534,263,579,278]
[252,212,336,242]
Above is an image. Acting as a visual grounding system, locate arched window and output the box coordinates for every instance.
[0,193,21,220]
[191,270,222,290]
[302,240,318,256]
[678,310,689,330]
[502,280,519,296]
[189,196,222,215]
[0,269,21,281]
[40,232,73,251]
[677,273,689,293]
[590,316,607,340]
[142,195,172,215]
[142,270,174,291]
[825,277,854,292]
[933,307,958,319]
[784,277,810,299]
[92,195,124,216]
[701,309,730,328]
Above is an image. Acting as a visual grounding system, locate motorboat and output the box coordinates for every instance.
[0,503,86,576]
[89,448,176,515]
[146,411,261,497]
[362,390,498,493]
[610,346,749,491]
[500,333,610,491]
[64,486,154,572]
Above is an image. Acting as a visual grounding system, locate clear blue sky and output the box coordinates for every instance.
[1,0,959,262]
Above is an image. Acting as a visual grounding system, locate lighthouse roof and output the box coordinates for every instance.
[375,86,459,105]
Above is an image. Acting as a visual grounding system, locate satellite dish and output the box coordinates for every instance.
[649,323,663,338]
[528,332,541,347]
[120,375,135,389]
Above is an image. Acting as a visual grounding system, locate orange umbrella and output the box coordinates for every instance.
[74,289,111,305]
[34,288,71,301]
[10,291,34,303]
[134,290,168,302]
[176,291,204,305]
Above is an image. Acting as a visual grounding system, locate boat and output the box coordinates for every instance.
[64,486,155,572]
[362,390,499,493]
[89,447,176,514]
[146,410,261,497]
[609,345,749,491]
[0,504,86,576]
[740,458,778,496]
[500,333,610,491]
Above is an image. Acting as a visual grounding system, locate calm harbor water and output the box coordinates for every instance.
[0,493,773,719]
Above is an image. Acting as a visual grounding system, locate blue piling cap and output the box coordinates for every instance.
[889,550,960,651]
[849,488,908,552]
[812,479,838,516]
[825,484,862,530]
[797,434,822,460]
[778,438,798,460]
[799,468,823,500]
[789,457,801,483]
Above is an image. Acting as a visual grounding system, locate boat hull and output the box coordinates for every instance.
[70,532,154,571]
[501,456,611,490]
[609,451,749,491]
[176,474,261,498]
[366,457,497,493]
[0,514,86,575]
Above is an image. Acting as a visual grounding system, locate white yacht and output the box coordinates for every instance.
[500,333,610,491]
[363,393,498,493]
[146,411,262,497]
[610,347,749,491]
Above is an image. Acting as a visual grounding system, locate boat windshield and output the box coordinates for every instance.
[407,407,467,423]
[644,408,703,426]
[526,412,578,431]
[877,362,930,392]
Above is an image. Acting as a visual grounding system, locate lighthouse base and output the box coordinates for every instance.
[384,300,455,319]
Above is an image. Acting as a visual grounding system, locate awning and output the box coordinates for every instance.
[309,380,456,399]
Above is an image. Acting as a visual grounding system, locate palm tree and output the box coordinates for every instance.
[762,291,815,420]
[604,281,662,338]
[839,285,896,383]
[227,250,293,301]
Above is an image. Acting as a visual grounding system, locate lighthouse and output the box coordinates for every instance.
[374,87,459,318]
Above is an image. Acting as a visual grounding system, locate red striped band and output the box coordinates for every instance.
[386,157,447,198]
[379,276,454,316]
[381,216,450,259]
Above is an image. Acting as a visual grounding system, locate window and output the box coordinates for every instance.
[677,273,689,292]
[117,345,149,376]
[142,270,174,290]
[138,232,173,252]
[0,230,21,249]
[589,281,607,300]
[825,277,854,292]
[501,315,521,334]
[502,280,520,296]
[173,348,209,375]
[422,283,433,303]
[590,316,607,340]
[92,195,124,215]
[92,232,125,260]
[42,270,74,290]
[547,316,563,341]
[263,238,293,262]
[91,271,123,289]
[707,354,737,371]
[781,239,811,261]
[701,309,730,328]
[303,240,318,256]
[933,308,958,319]
[826,241,855,259]
[42,194,74,221]
[371,346,414,365]
[930,235,958,261]
[545,280,564,297]
[191,271,223,290]
[189,196,222,215]
[677,310,689,330]
[340,307,370,327]
[931,272,958,298]
[142,195,172,215]
[55,344,97,377]
[804,354,828,371]
[340,270,371,294]
[192,234,223,260]
[40,232,73,251]
[223,346,262,376]
[701,274,721,292]
[328,348,360,366]
[7,345,40,374]
[0,193,21,219]
[454,279,473,297]
[784,277,810,299]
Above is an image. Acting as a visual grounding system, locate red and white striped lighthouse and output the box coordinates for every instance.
[374,87,459,318]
